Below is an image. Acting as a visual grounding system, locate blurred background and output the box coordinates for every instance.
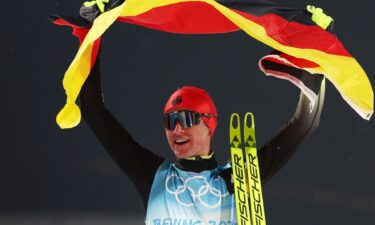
[1,0,374,224]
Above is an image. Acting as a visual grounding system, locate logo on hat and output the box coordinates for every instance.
[172,96,183,106]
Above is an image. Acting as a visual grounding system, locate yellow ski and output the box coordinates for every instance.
[230,112,266,225]
[230,113,251,225]
[244,112,266,225]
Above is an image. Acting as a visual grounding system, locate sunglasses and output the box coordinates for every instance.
[163,110,215,130]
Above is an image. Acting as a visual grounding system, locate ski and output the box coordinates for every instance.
[230,113,251,225]
[243,112,266,225]
[230,112,266,225]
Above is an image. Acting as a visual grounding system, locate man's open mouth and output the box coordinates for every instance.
[174,139,190,145]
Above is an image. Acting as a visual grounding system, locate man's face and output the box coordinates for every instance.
[165,120,211,159]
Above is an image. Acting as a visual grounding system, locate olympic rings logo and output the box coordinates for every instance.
[165,174,229,209]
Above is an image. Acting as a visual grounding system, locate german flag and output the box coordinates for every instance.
[51,0,373,128]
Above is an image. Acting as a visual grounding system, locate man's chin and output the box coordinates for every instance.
[174,152,188,159]
[173,148,191,159]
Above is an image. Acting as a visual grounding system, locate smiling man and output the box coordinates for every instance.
[80,49,325,224]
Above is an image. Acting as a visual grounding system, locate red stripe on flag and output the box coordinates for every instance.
[117,1,240,33]
[52,18,90,45]
[233,10,350,56]
[265,53,320,68]
[117,1,350,57]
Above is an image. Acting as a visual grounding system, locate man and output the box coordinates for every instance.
[80,52,324,224]
[63,0,328,224]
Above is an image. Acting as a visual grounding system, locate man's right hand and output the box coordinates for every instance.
[83,0,110,13]
[79,0,124,25]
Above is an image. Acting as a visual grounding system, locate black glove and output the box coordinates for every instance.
[79,0,125,25]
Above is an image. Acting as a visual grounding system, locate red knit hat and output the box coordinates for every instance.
[164,86,218,136]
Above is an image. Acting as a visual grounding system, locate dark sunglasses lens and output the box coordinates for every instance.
[164,111,200,130]
[163,113,177,130]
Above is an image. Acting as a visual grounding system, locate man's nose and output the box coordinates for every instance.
[173,121,185,133]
